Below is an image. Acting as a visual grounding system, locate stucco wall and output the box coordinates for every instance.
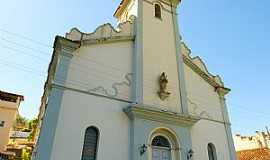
[234,136,261,151]
[50,90,130,160]
[234,132,270,151]
[0,102,18,151]
[64,41,133,101]
[184,64,223,122]
[183,51,231,159]
[48,41,133,160]
[191,120,230,160]
[142,0,182,113]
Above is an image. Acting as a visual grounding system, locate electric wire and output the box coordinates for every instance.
[0,36,53,56]
[0,33,269,119]
[0,28,53,48]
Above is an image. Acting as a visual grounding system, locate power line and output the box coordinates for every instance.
[1,58,269,118]
[0,37,52,56]
[0,61,47,77]
[0,55,267,116]
[0,30,268,117]
[0,60,132,98]
[0,43,49,62]
[0,28,53,49]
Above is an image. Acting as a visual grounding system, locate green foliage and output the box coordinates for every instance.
[27,118,38,142]
[22,148,31,160]
[13,114,28,131]
[12,114,38,142]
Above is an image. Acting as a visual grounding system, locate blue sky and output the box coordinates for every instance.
[0,0,269,135]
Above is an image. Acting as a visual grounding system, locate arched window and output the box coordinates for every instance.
[154,4,162,19]
[152,136,171,148]
[81,127,99,160]
[207,143,217,160]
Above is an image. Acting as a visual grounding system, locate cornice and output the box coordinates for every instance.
[82,35,135,46]
[181,41,230,92]
[183,55,222,88]
[215,86,231,97]
[153,0,180,7]
[114,0,132,18]
[124,105,200,126]
[114,0,181,18]
[54,36,80,54]
[65,19,135,44]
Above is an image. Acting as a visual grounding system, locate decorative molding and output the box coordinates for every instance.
[114,0,179,18]
[187,97,212,119]
[51,83,133,104]
[144,0,177,14]
[181,41,228,89]
[215,87,230,97]
[88,73,132,98]
[186,97,231,125]
[124,105,200,126]
[66,19,135,43]
[82,36,134,46]
[114,0,132,18]
[145,0,180,8]
[54,36,80,54]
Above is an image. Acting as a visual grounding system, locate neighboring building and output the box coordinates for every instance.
[9,131,30,144]
[237,148,270,160]
[234,131,270,151]
[0,90,24,159]
[34,0,236,160]
[7,126,35,159]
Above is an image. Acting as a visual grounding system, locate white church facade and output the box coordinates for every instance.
[33,0,236,160]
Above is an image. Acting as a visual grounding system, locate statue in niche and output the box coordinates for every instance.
[158,72,171,100]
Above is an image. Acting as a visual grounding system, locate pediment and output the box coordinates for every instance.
[181,41,224,87]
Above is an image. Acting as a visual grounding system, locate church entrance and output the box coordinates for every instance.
[151,136,171,160]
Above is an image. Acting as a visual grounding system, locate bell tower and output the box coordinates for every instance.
[114,0,188,114]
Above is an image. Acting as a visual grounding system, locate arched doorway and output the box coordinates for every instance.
[152,136,171,160]
[149,128,180,160]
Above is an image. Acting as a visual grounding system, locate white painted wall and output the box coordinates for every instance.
[44,1,233,159]
[191,120,230,160]
[184,64,224,122]
[65,41,133,101]
[50,90,130,160]
[234,132,270,151]
[142,0,182,113]
[49,41,133,160]
[184,62,232,159]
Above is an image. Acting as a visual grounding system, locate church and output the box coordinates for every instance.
[33,0,236,160]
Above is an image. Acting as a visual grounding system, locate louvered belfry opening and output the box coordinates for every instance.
[155,4,162,19]
[208,143,217,160]
[81,127,99,160]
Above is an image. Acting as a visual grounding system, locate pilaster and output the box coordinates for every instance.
[171,5,189,114]
[133,0,144,104]
[35,37,78,160]
[217,87,237,160]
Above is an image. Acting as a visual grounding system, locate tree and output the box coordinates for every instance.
[27,118,38,142]
[13,114,28,131]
